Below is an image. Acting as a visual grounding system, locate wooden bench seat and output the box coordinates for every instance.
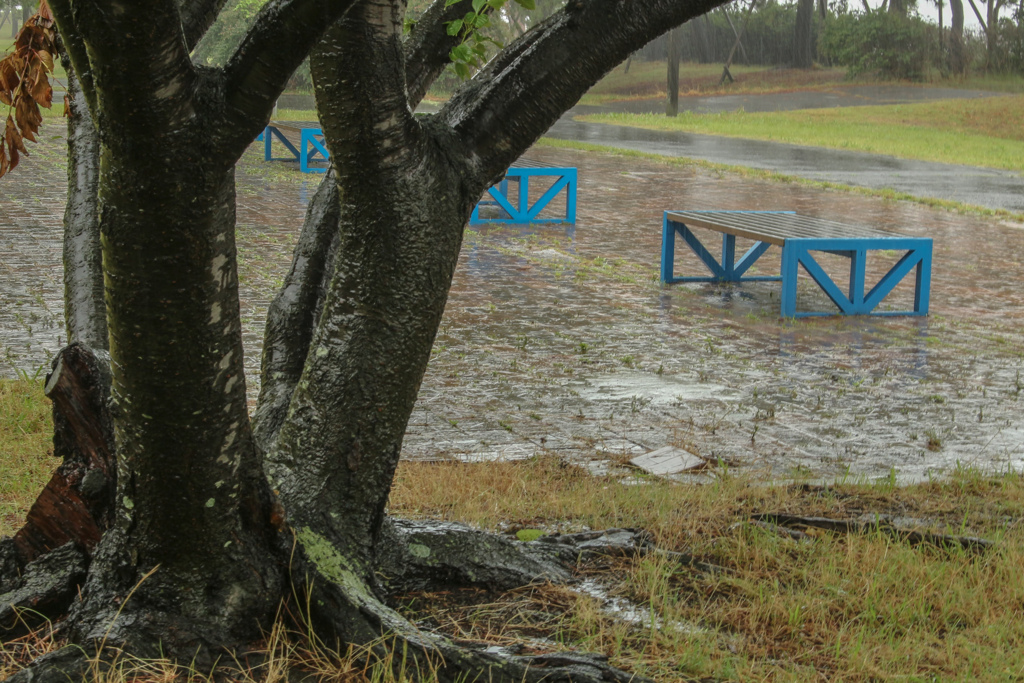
[661,210,932,318]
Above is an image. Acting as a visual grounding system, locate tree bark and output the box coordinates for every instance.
[60,64,105,350]
[950,0,966,73]
[666,26,681,116]
[794,0,815,67]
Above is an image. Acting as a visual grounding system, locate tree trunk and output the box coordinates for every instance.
[666,26,681,116]
[794,0,815,67]
[63,140,285,656]
[950,0,966,72]
[60,59,106,350]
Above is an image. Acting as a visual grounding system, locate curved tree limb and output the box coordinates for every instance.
[219,0,362,156]
[439,0,728,185]
[50,0,195,135]
[253,168,341,454]
[47,1,96,115]
[60,64,105,350]
[404,0,491,109]
[253,0,476,451]
[180,0,231,52]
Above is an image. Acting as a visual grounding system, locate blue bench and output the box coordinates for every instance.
[258,123,329,173]
[661,210,932,318]
[471,160,577,224]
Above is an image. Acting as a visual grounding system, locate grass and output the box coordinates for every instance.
[389,457,1024,681]
[0,378,57,537]
[580,94,1024,172]
[535,136,1024,222]
[4,379,1023,680]
[580,61,852,105]
[578,60,1024,105]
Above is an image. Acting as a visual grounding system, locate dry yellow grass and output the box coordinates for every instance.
[4,384,1023,681]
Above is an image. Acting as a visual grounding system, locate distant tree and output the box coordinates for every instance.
[794,0,816,66]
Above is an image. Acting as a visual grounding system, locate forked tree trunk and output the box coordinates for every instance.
[5,0,733,678]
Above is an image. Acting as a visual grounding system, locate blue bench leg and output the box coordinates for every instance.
[780,243,798,318]
[914,242,932,314]
[661,214,676,283]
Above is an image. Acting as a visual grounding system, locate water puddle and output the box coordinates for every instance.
[2,136,1022,483]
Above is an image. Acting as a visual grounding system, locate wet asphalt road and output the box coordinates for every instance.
[541,85,1024,214]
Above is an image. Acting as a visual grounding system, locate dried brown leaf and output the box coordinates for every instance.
[31,73,52,108]
[36,50,54,73]
[7,115,28,155]
[0,140,8,179]
[4,123,20,172]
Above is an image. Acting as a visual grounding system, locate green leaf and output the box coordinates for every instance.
[454,61,471,79]
[473,13,490,28]
[472,42,487,56]
[451,43,473,62]
[446,19,464,35]
[516,529,545,542]
[471,0,486,13]
[487,0,504,9]
[444,0,462,7]
[512,0,535,9]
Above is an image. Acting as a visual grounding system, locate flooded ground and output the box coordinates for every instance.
[2,132,1022,483]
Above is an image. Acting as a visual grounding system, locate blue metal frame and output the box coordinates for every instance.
[661,211,933,318]
[660,212,789,285]
[470,167,577,224]
[779,238,931,317]
[261,125,328,173]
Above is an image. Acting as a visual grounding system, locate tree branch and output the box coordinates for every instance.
[404,0,488,109]
[252,169,340,454]
[48,0,96,114]
[180,0,231,52]
[312,0,421,171]
[219,0,360,155]
[438,0,729,185]
[54,0,195,133]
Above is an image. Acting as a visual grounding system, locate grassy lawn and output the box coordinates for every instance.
[3,379,1023,681]
[580,95,1024,172]
[579,62,851,104]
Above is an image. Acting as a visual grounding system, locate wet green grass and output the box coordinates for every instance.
[0,378,57,537]
[535,137,1024,222]
[580,95,1024,172]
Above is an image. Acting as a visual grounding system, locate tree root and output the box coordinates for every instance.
[377,519,574,593]
[7,343,114,572]
[295,522,658,682]
[0,544,87,638]
[2,645,94,683]
[752,513,994,553]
